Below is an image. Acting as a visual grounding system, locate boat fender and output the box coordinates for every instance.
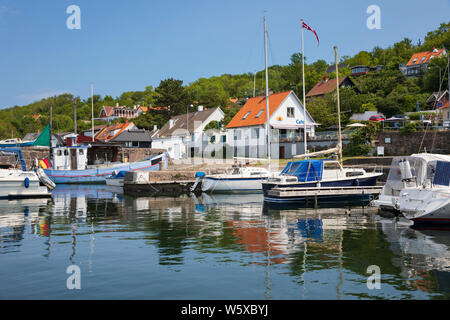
[195,171,206,179]
[24,177,30,188]
[354,179,360,186]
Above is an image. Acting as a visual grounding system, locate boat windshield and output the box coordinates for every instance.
[384,157,427,196]
[433,161,450,186]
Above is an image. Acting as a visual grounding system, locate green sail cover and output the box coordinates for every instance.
[33,124,51,147]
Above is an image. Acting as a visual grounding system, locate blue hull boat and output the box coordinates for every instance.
[44,153,167,184]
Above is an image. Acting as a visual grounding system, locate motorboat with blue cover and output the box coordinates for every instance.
[263,159,383,203]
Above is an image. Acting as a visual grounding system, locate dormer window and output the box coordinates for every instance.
[255,109,264,118]
[412,58,418,64]
[242,111,251,120]
[420,56,426,64]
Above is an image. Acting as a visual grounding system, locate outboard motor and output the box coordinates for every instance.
[190,171,205,193]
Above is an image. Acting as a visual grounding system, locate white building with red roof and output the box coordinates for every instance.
[405,48,447,77]
[225,90,316,159]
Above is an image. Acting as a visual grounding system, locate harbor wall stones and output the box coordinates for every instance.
[376,131,450,156]
[120,148,168,163]
[0,147,50,169]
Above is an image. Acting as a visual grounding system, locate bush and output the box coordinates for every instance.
[399,122,417,135]
[408,112,435,121]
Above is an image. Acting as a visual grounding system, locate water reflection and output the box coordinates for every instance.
[0,186,450,299]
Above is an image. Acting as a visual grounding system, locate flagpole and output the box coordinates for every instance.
[91,84,95,142]
[301,20,307,155]
[334,46,343,163]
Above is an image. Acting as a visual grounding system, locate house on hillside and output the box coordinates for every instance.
[350,65,383,76]
[151,106,224,160]
[427,90,449,109]
[306,76,358,100]
[110,129,152,148]
[226,90,316,159]
[404,48,447,77]
[94,121,137,142]
[97,104,148,122]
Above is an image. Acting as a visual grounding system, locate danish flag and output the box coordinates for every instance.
[302,19,319,47]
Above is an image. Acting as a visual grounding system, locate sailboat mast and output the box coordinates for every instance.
[253,70,256,98]
[74,98,77,135]
[334,46,343,163]
[91,84,95,142]
[264,17,271,166]
[301,20,307,155]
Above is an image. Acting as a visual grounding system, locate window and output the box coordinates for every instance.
[287,107,295,118]
[242,111,251,120]
[255,109,264,118]
[221,135,226,143]
[57,150,62,156]
[79,149,84,155]
[132,141,139,147]
[252,128,260,139]
[64,150,69,156]
[346,171,364,177]
[412,58,418,64]
[210,135,216,143]
[234,130,241,140]
[420,56,426,64]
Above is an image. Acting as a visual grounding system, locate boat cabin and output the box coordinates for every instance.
[52,146,89,170]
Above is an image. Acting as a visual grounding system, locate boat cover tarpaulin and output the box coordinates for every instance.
[280,160,323,182]
[434,161,450,186]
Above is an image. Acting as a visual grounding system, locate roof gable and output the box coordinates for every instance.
[157,107,223,138]
[226,91,292,128]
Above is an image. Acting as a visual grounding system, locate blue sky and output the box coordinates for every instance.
[0,0,449,108]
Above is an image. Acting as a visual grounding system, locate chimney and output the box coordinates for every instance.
[153,125,157,131]
[268,89,274,96]
[323,76,329,82]
[198,105,204,112]
[169,119,174,129]
[116,102,119,107]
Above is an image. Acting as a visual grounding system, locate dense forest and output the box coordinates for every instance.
[0,21,449,139]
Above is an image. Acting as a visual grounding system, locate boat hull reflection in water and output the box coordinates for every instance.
[0,186,450,299]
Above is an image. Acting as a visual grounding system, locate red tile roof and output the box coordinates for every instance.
[226,91,292,129]
[95,122,133,142]
[100,106,115,118]
[306,77,347,98]
[407,49,445,67]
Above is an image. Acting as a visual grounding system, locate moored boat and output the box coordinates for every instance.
[43,145,168,184]
[371,153,450,212]
[105,170,127,187]
[263,159,382,203]
[0,147,52,199]
[201,165,271,193]
[398,160,450,224]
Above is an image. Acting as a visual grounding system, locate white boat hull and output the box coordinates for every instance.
[399,188,450,223]
[105,178,124,187]
[0,169,51,199]
[201,176,267,193]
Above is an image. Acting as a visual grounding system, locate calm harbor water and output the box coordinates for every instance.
[0,184,449,300]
